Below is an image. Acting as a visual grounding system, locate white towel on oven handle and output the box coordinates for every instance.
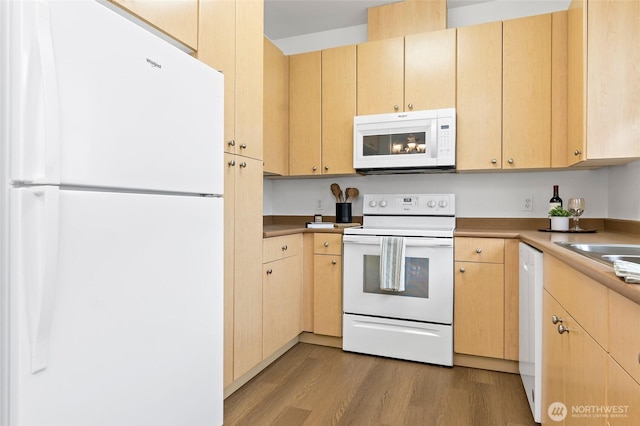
[380,236,406,292]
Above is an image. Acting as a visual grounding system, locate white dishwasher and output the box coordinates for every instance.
[519,242,543,423]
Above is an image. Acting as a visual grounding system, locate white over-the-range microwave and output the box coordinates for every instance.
[353,108,456,174]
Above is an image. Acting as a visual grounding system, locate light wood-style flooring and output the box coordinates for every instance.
[224,343,536,426]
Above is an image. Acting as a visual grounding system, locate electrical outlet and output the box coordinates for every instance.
[316,199,323,210]
[522,195,533,211]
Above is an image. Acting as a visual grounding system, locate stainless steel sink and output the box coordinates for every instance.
[554,242,640,266]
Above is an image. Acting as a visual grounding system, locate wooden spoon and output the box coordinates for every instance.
[346,187,359,202]
[330,183,342,202]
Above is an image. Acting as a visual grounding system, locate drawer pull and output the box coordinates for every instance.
[475,248,482,254]
[557,324,569,334]
[332,260,337,265]
[282,245,288,251]
[459,267,465,273]
[324,242,329,247]
[552,315,563,324]
[266,269,273,275]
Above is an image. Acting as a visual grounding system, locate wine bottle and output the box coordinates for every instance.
[549,185,562,211]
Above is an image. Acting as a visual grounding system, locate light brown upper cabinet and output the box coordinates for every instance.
[357,29,456,116]
[289,51,322,176]
[109,0,198,50]
[197,0,263,161]
[321,45,357,175]
[263,38,289,176]
[567,0,640,167]
[503,14,552,170]
[456,21,503,171]
[367,0,446,41]
[289,46,357,176]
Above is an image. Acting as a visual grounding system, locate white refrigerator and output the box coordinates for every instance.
[0,1,224,425]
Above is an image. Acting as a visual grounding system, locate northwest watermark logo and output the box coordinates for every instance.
[548,402,629,421]
[548,402,567,422]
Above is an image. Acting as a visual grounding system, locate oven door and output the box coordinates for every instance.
[343,234,453,324]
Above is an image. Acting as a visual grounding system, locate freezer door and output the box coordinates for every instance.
[10,187,223,425]
[9,1,223,195]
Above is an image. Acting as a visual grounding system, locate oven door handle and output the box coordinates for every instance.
[343,235,453,248]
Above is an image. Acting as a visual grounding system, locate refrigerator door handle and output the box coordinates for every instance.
[19,186,61,373]
[17,2,61,184]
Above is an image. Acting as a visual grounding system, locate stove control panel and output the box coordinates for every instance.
[362,193,455,216]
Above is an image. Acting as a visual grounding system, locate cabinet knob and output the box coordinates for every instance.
[240,143,247,149]
[557,324,570,334]
[312,166,317,171]
[324,166,329,171]
[552,315,562,325]
[282,245,288,251]
[407,103,413,110]
[323,242,329,247]
[228,140,235,147]
[266,269,273,275]
[491,159,497,164]
[332,260,337,265]
[508,158,514,164]
[574,150,582,156]
[393,104,399,111]
[459,267,465,273]
[475,248,482,254]
[239,162,247,168]
[228,160,236,167]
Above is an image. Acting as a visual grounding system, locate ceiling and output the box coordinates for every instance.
[264,0,494,40]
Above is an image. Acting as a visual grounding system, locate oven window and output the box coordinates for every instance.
[362,132,431,157]
[363,255,429,298]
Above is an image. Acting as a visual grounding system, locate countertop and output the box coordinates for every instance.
[457,228,640,305]
[263,222,640,305]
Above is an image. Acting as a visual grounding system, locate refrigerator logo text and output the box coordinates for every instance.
[146,58,162,69]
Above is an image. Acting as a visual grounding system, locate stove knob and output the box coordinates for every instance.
[369,200,377,207]
[379,200,387,208]
[439,199,448,208]
[427,200,436,208]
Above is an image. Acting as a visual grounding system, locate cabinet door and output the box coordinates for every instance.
[313,255,343,337]
[456,21,503,171]
[454,261,504,358]
[609,290,640,384]
[356,37,404,115]
[503,14,551,169]
[404,28,456,111]
[263,256,302,359]
[322,45,356,175]
[607,358,640,426]
[586,0,640,162]
[233,157,264,380]
[567,0,587,166]
[542,291,565,425]
[235,0,263,160]
[563,312,607,426]
[263,38,289,175]
[197,0,236,154]
[110,0,198,50]
[223,154,236,387]
[289,51,322,176]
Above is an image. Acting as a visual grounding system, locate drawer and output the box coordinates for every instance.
[263,234,302,263]
[313,233,342,255]
[455,237,504,263]
[543,255,608,350]
[609,290,640,384]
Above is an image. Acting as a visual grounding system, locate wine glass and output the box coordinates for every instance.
[567,198,585,231]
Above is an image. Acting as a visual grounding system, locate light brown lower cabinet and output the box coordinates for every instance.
[313,234,343,337]
[454,237,518,360]
[262,234,302,359]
